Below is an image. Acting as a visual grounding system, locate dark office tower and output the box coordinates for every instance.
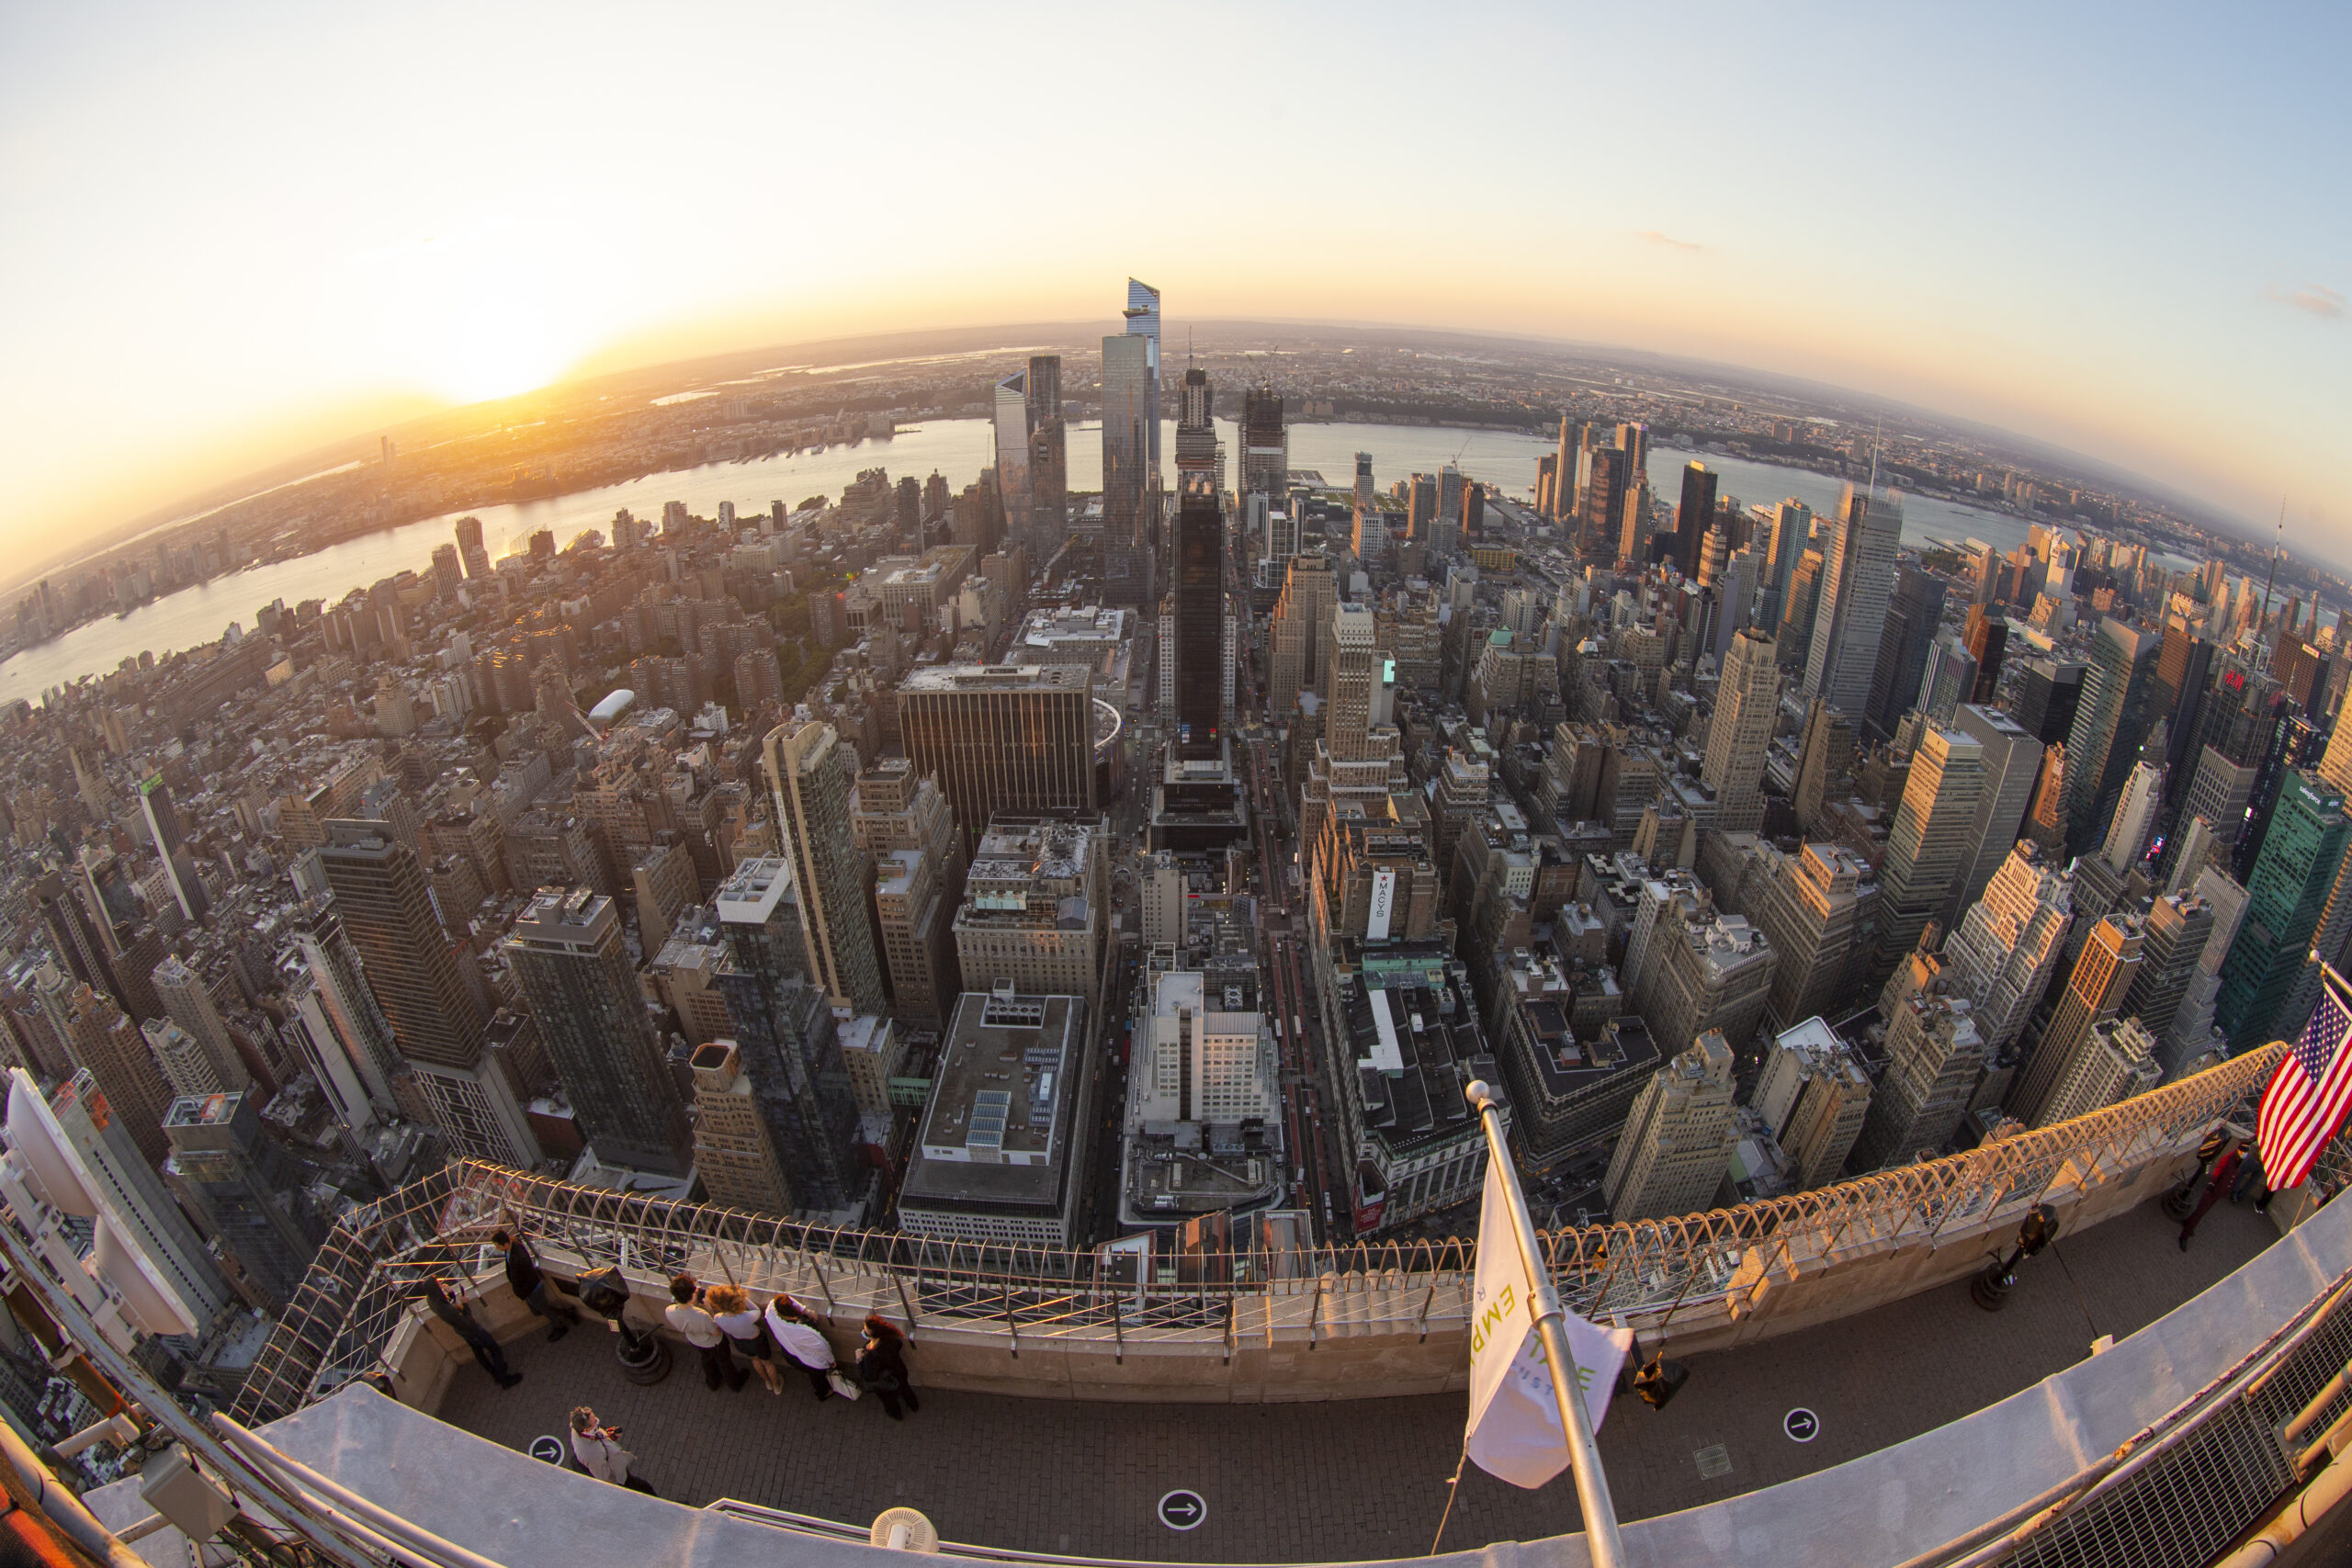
[1025,355,1061,430]
[162,1092,320,1312]
[1865,567,1948,741]
[316,820,537,1166]
[1463,482,1486,536]
[765,721,888,1016]
[1408,473,1439,541]
[2216,771,2351,1049]
[36,871,121,1003]
[900,662,1100,852]
[1758,500,1812,634]
[1027,417,1069,560]
[2014,658,2086,746]
[1172,491,1225,760]
[430,543,463,601]
[1579,446,1627,560]
[2061,619,2160,856]
[712,859,865,1216]
[1963,605,2008,704]
[1101,333,1152,547]
[2277,637,2332,717]
[1239,383,1287,504]
[2152,626,2216,803]
[1777,549,1827,674]
[503,887,692,1174]
[1674,462,1719,579]
[1613,423,1648,486]
[1174,367,1221,498]
[138,773,208,924]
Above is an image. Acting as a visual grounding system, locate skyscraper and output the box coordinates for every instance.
[2061,618,2160,855]
[900,659,1097,840]
[2010,913,2143,1126]
[316,819,536,1166]
[1758,499,1813,634]
[1863,567,1947,741]
[1173,366,1222,499]
[1963,605,2008,704]
[1268,552,1335,722]
[504,886,692,1174]
[34,969,172,1167]
[1743,841,1873,1032]
[1674,462,1718,579]
[1239,383,1286,506]
[1850,959,1984,1170]
[1792,697,1857,835]
[1702,629,1778,832]
[712,858,865,1217]
[1025,355,1069,560]
[1941,704,2045,929]
[688,1041,793,1214]
[2012,657,2086,746]
[993,369,1032,549]
[1602,1029,1737,1220]
[1873,724,1986,978]
[162,1091,321,1311]
[138,774,209,924]
[2215,770,2351,1049]
[765,720,888,1015]
[1101,333,1152,547]
[2028,1016,2162,1127]
[1803,484,1903,716]
[454,513,490,579]
[1123,277,1161,474]
[1939,840,2074,1061]
[150,953,248,1094]
[1171,489,1225,760]
[50,1071,231,1325]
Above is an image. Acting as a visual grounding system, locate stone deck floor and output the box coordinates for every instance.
[436,1195,2277,1563]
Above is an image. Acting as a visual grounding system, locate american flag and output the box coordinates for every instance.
[2257,964,2352,1192]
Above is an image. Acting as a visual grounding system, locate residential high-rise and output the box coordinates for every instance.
[1939,841,2074,1060]
[1673,462,1718,580]
[150,954,249,1094]
[1942,705,2046,931]
[1803,484,1904,716]
[850,759,964,1027]
[1171,489,1225,760]
[688,1041,793,1215]
[765,720,887,1016]
[1743,842,1873,1032]
[138,774,209,924]
[316,819,536,1166]
[899,664,1100,853]
[1792,698,1856,834]
[1702,629,1778,833]
[162,1091,321,1311]
[2216,770,2352,1049]
[1753,1018,1872,1190]
[712,858,865,1217]
[1602,1029,1737,1220]
[1850,961,1984,1170]
[2123,890,2216,1043]
[2010,913,2144,1126]
[141,1018,224,1099]
[504,886,692,1174]
[1267,553,1336,720]
[2062,618,2160,856]
[2029,1016,2162,1127]
[1863,567,1947,741]
[2100,761,2166,875]
[1872,724,1985,977]
[1627,910,1777,1059]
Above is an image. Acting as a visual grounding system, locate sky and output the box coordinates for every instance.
[2,2,2347,563]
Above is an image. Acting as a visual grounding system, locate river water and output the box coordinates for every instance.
[0,419,2036,704]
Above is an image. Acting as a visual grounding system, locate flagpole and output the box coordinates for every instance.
[1467,1080,1627,1568]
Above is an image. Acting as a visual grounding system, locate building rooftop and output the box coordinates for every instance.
[899,662,1092,694]
[900,991,1086,1212]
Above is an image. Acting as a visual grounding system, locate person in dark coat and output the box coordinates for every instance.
[492,1230,582,1339]
[412,1276,521,1388]
[2180,1145,2242,1249]
[857,1314,920,1421]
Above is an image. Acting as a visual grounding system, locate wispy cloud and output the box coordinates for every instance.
[1635,230,1707,254]
[2265,282,2345,321]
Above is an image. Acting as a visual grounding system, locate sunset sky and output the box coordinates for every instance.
[3,3,2346,558]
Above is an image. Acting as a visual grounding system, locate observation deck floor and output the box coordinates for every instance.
[437,1195,2276,1563]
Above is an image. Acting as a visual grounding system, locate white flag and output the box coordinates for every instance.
[1465,1153,1634,1489]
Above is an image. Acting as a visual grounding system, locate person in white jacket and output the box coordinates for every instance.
[763,1294,841,1402]
[569,1407,656,1495]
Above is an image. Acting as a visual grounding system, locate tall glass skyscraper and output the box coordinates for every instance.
[1172,489,1224,760]
[1123,276,1160,472]
[2215,769,2351,1049]
[1101,333,1152,548]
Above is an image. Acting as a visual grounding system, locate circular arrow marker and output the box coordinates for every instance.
[1783,1408,1821,1444]
[528,1436,566,1465]
[1158,1490,1207,1531]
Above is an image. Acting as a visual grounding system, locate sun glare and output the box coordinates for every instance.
[350,221,616,408]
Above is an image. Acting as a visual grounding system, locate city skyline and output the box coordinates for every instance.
[2,5,2346,567]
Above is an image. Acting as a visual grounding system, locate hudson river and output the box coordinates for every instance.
[0,420,2036,704]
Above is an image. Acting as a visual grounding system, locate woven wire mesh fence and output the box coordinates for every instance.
[233,1043,2280,1425]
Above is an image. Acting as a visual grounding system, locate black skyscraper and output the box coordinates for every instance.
[1865,567,1947,740]
[1675,462,1719,579]
[2014,659,2086,746]
[1963,605,2008,704]
[1172,490,1225,760]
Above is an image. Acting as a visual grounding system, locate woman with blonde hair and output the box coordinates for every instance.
[706,1283,784,1394]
